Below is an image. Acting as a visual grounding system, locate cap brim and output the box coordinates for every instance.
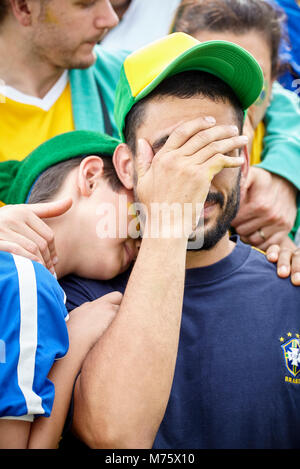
[136,40,264,110]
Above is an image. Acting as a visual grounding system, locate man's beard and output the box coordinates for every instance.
[191,170,241,251]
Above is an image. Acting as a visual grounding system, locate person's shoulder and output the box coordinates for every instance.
[0,252,67,318]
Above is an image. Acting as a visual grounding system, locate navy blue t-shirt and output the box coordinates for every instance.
[60,236,300,449]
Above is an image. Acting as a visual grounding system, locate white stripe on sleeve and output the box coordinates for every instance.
[12,255,44,417]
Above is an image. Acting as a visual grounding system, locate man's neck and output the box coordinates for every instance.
[0,28,65,98]
[185,232,235,269]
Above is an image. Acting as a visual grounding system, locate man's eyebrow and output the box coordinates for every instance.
[151,135,169,153]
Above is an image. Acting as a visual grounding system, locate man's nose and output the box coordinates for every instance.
[94,0,119,30]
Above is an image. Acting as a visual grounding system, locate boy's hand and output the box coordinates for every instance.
[68,292,122,354]
[0,198,72,274]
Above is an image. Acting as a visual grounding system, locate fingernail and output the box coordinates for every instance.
[205,116,216,124]
[267,253,277,262]
[52,256,59,265]
[240,136,249,143]
[231,125,239,134]
[292,273,300,284]
[51,269,57,279]
[278,266,289,276]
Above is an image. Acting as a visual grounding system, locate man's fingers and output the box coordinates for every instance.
[29,198,73,219]
[189,135,248,165]
[291,249,300,285]
[161,116,216,152]
[136,139,155,179]
[266,244,280,263]
[266,243,300,286]
[237,221,277,244]
[178,124,244,158]
[201,153,245,181]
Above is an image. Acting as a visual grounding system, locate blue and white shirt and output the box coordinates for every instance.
[0,252,69,421]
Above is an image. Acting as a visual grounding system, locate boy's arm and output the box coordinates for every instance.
[0,253,68,449]
[0,421,30,449]
[28,292,121,449]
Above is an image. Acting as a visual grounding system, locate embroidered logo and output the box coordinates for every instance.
[281,333,300,379]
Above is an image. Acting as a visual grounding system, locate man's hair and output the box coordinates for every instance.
[172,0,286,79]
[28,155,122,204]
[124,70,244,154]
[0,0,9,25]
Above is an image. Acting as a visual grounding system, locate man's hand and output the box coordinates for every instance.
[136,117,247,237]
[232,167,297,250]
[266,236,300,286]
[0,199,72,274]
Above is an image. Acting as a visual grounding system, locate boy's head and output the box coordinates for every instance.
[0,131,138,279]
[112,32,263,250]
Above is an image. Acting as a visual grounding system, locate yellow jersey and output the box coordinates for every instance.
[0,71,74,162]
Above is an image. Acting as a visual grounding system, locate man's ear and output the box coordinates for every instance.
[113,143,134,190]
[240,144,250,201]
[9,0,36,26]
[77,156,104,197]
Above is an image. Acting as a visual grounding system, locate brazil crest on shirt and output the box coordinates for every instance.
[282,338,300,378]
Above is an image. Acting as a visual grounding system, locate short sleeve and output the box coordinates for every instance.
[0,253,69,421]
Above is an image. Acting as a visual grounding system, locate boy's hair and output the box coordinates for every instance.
[173,0,286,79]
[28,155,122,204]
[124,70,244,154]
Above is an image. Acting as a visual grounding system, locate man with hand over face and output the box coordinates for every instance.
[58,34,300,450]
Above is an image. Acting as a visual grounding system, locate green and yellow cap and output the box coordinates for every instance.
[0,130,121,205]
[114,32,264,141]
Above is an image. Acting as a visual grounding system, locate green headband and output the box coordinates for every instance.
[0,130,121,205]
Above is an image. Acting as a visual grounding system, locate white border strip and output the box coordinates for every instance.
[13,255,44,418]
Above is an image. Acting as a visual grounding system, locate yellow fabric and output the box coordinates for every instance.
[124,33,199,98]
[251,245,266,255]
[0,82,75,162]
[250,121,265,166]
